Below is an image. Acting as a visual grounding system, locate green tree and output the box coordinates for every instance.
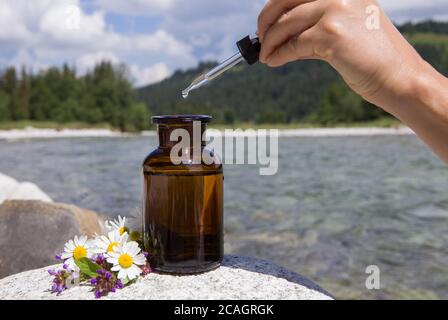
[223,107,236,124]
[29,77,55,120]
[0,91,11,121]
[1,67,18,120]
[15,67,31,120]
[255,108,287,124]
[310,81,387,125]
[126,102,150,131]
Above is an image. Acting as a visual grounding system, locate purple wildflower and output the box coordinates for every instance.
[140,263,152,276]
[54,254,62,261]
[49,268,74,295]
[115,279,124,289]
[48,269,57,276]
[91,268,123,298]
[95,254,107,266]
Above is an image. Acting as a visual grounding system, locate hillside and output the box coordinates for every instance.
[138,21,448,125]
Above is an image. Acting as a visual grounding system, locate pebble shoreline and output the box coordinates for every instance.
[0,126,414,140]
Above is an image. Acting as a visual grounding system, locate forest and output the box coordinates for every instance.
[1,21,447,130]
[0,62,149,131]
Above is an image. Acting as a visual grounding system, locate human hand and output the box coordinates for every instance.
[257,0,427,105]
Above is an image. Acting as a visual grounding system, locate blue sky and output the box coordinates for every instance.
[0,0,447,87]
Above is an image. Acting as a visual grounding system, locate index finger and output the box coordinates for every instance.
[257,0,317,41]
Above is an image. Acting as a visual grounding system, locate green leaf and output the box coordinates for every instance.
[74,257,102,278]
[121,277,130,285]
[120,276,137,286]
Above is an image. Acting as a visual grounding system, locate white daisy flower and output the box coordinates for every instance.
[106,215,129,236]
[60,235,94,271]
[93,230,129,254]
[107,241,146,280]
[97,219,109,236]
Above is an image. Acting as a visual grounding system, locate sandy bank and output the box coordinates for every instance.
[0,127,128,140]
[276,127,414,137]
[0,126,414,140]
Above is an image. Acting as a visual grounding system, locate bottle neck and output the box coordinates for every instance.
[157,122,207,149]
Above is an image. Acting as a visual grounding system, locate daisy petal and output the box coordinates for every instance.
[133,255,146,265]
[108,251,120,258]
[66,241,75,251]
[61,252,71,259]
[117,269,127,280]
[129,265,140,279]
[111,265,121,271]
[79,235,88,246]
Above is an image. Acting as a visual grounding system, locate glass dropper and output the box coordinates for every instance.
[182,35,261,99]
[182,53,244,99]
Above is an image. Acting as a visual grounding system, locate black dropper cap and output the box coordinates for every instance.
[236,36,261,65]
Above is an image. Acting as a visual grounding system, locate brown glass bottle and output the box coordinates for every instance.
[142,115,223,274]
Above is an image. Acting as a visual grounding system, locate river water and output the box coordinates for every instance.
[1,135,448,299]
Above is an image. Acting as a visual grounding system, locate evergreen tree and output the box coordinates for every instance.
[309,81,388,125]
[0,91,11,121]
[15,67,31,120]
[1,67,18,120]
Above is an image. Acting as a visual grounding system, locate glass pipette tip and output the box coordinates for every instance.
[182,52,244,98]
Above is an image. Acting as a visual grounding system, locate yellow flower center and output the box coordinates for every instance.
[119,227,129,235]
[118,254,133,268]
[107,242,119,253]
[73,246,87,260]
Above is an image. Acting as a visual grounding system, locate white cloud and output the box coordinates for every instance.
[76,51,170,86]
[0,2,30,42]
[8,49,49,72]
[0,0,195,87]
[434,14,448,21]
[132,30,192,57]
[94,0,173,16]
[380,0,448,11]
[130,63,170,86]
[39,4,107,46]
[379,0,448,22]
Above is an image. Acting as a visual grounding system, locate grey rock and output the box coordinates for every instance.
[0,173,52,204]
[0,255,332,300]
[0,200,102,279]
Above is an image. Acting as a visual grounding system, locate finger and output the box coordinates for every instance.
[265,27,319,67]
[260,1,323,63]
[257,0,317,41]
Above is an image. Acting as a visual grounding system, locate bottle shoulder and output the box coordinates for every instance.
[143,147,222,175]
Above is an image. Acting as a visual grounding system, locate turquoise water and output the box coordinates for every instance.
[1,135,448,299]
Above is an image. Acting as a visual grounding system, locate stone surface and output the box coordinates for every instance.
[0,200,103,279]
[0,255,332,300]
[0,173,53,204]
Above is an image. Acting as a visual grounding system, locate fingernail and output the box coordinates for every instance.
[263,55,271,64]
